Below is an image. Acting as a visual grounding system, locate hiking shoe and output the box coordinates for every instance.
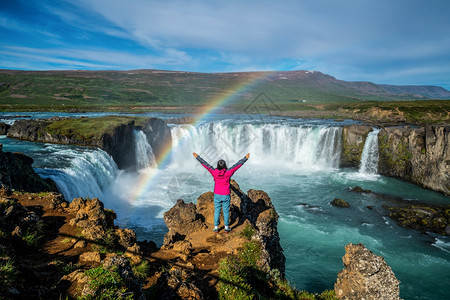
[213,228,219,233]
[224,228,231,233]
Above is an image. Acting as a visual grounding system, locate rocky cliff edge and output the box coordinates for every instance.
[6,116,172,170]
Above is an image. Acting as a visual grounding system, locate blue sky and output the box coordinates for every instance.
[1,0,450,89]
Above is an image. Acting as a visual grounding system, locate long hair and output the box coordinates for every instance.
[217,159,227,170]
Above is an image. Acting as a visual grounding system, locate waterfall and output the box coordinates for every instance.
[36,148,119,201]
[133,129,156,169]
[359,129,381,174]
[169,122,342,170]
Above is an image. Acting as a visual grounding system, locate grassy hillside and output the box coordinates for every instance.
[1,69,449,110]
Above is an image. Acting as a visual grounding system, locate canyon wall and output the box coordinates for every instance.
[341,124,449,195]
[378,125,449,195]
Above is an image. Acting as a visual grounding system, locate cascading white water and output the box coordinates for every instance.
[133,129,156,169]
[36,149,118,201]
[169,122,342,170]
[359,129,381,174]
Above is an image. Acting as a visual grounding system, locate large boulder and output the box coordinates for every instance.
[68,197,118,241]
[163,199,206,237]
[334,243,400,300]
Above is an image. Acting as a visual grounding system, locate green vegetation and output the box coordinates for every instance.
[131,260,151,280]
[1,70,448,113]
[61,262,81,275]
[45,116,148,143]
[80,266,133,300]
[93,228,119,253]
[0,259,18,293]
[239,224,256,240]
[219,226,338,300]
[0,70,448,124]
[22,229,40,247]
[378,132,413,174]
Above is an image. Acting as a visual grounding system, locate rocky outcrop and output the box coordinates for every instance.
[341,124,449,195]
[0,122,10,134]
[334,243,401,300]
[331,198,350,208]
[101,117,172,169]
[163,180,286,274]
[0,143,58,192]
[378,125,449,195]
[7,116,172,170]
[67,197,116,240]
[386,204,450,235]
[156,269,204,299]
[61,256,144,299]
[340,125,372,168]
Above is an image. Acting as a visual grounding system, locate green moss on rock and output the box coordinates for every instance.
[387,204,450,235]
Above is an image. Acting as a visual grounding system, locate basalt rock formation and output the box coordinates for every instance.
[7,116,172,170]
[0,122,10,134]
[334,243,401,300]
[162,180,286,274]
[0,143,57,192]
[378,125,449,195]
[340,125,372,168]
[341,124,449,195]
[386,204,450,236]
[331,198,350,208]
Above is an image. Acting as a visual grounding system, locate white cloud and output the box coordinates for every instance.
[0,46,195,70]
[1,0,449,88]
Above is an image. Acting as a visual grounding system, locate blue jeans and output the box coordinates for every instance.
[214,193,231,227]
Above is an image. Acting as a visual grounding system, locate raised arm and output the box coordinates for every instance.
[193,152,215,173]
[227,153,250,175]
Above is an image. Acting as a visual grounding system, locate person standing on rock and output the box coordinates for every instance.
[193,152,250,233]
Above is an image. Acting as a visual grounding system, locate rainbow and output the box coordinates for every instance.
[129,71,273,203]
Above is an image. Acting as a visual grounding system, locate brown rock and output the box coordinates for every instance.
[172,240,192,255]
[125,243,143,264]
[116,228,137,248]
[157,270,204,299]
[163,199,206,237]
[196,191,215,226]
[68,197,114,241]
[60,270,93,298]
[334,243,400,300]
[74,240,87,248]
[11,225,22,237]
[79,251,101,263]
[82,225,105,241]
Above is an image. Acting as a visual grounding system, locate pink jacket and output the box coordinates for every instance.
[196,155,248,195]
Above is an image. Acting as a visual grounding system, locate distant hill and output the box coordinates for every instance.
[0,69,449,107]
